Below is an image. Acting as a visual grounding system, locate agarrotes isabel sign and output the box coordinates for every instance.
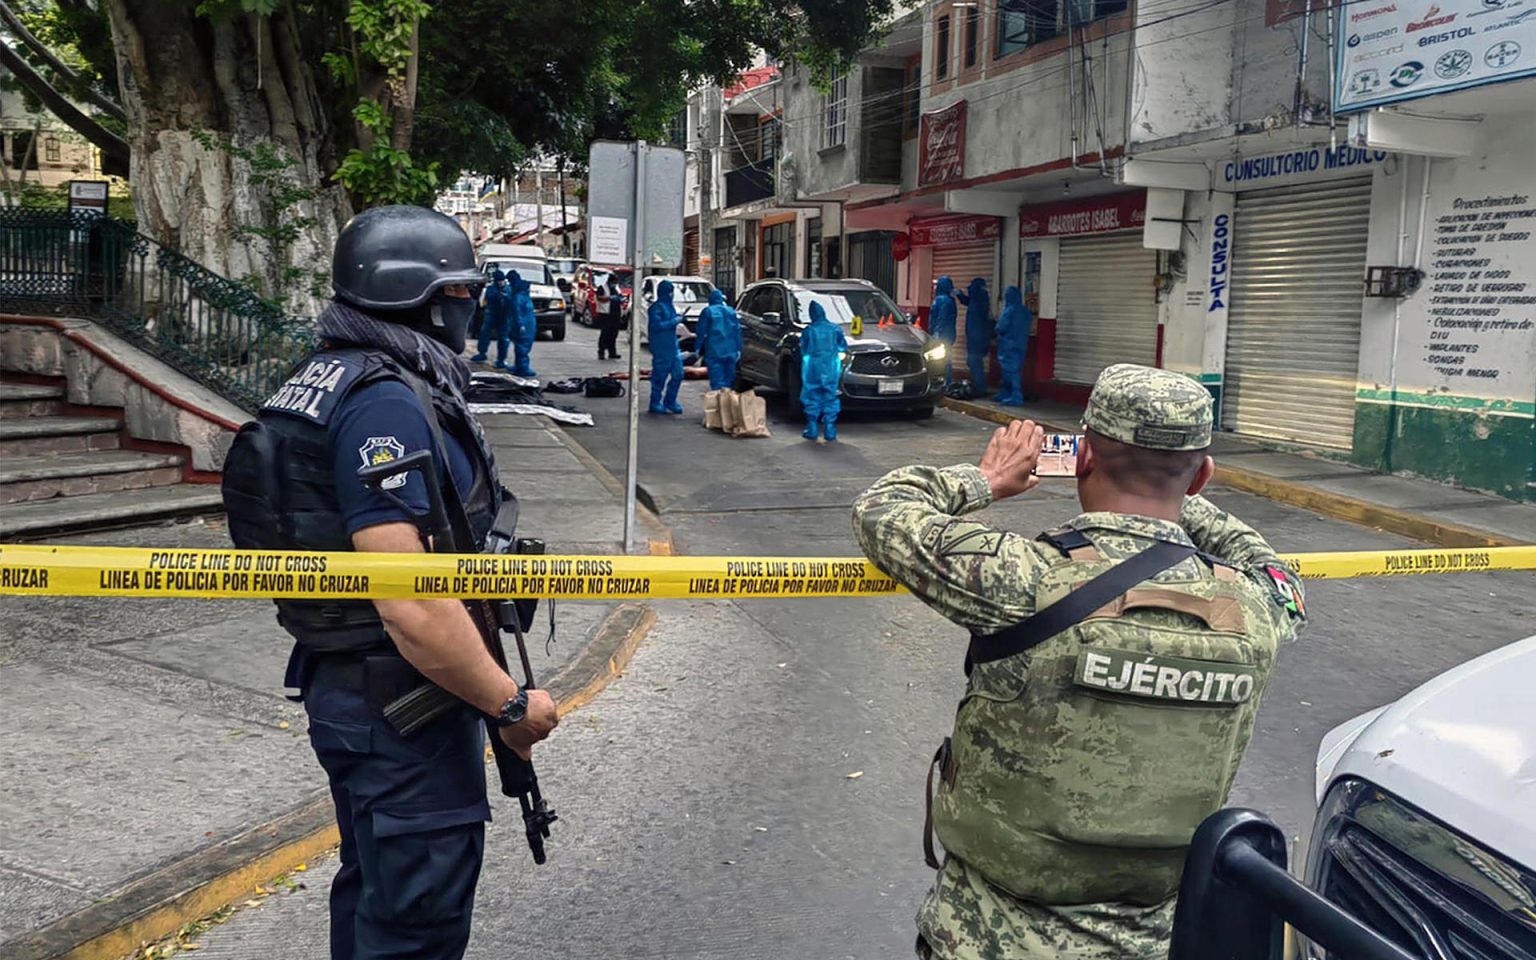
[1335,0,1536,112]
[1019,191,1146,238]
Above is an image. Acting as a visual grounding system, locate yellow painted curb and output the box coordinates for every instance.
[938,397,1526,550]
[1214,463,1524,549]
[45,605,658,960]
[60,825,339,960]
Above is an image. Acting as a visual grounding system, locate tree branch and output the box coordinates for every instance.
[0,35,129,167]
[0,0,125,122]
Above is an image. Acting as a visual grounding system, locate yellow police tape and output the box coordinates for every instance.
[1,543,1534,600]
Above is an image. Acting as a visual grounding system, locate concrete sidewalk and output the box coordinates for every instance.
[0,413,661,960]
[941,394,1536,548]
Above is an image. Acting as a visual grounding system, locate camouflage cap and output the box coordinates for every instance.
[1083,363,1212,451]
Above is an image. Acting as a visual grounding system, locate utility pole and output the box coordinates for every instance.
[558,158,569,255]
[535,161,544,248]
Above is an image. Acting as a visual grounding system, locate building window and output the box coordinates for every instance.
[963,4,980,68]
[822,73,848,149]
[664,110,686,147]
[759,116,782,165]
[713,226,737,302]
[936,15,951,79]
[806,217,823,278]
[9,132,38,170]
[903,61,921,138]
[762,221,793,279]
[43,137,60,163]
[997,0,1125,57]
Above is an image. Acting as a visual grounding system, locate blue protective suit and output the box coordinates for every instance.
[955,276,993,397]
[648,279,685,414]
[472,270,514,364]
[694,289,742,391]
[994,285,1031,406]
[799,301,848,441]
[508,271,538,377]
[928,276,957,384]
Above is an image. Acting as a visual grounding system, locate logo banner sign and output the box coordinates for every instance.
[918,101,967,187]
[1335,0,1536,112]
[1019,191,1146,238]
[909,215,1001,247]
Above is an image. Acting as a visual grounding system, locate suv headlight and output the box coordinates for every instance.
[551,298,565,310]
[924,343,947,361]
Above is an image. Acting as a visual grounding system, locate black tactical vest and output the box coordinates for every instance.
[222,346,498,653]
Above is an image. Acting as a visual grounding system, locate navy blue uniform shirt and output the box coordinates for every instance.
[328,379,476,533]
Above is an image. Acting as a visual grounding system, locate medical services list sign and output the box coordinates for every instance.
[1336,0,1536,112]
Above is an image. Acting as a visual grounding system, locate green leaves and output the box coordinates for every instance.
[346,0,430,78]
[334,143,439,207]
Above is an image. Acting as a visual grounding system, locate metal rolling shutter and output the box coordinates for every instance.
[1054,232,1159,384]
[1224,177,1370,449]
[931,242,997,365]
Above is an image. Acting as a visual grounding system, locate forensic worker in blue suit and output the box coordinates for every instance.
[648,279,685,414]
[694,289,742,390]
[800,301,848,443]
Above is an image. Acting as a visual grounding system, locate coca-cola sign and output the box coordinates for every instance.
[909,215,1001,246]
[918,101,967,188]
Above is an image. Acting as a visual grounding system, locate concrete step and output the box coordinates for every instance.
[0,416,121,456]
[0,484,225,540]
[0,450,185,504]
[0,382,67,419]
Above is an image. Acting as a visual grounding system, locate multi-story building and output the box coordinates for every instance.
[0,87,106,194]
[695,0,1534,500]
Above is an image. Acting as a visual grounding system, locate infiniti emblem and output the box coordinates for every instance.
[880,355,901,367]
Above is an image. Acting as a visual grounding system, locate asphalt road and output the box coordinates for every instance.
[187,319,1536,959]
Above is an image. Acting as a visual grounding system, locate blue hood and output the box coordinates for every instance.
[492,269,507,283]
[657,279,675,303]
[708,289,725,305]
[1004,285,1023,307]
[935,276,954,297]
[809,301,828,324]
[967,277,988,300]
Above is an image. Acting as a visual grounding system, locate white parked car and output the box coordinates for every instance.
[1305,634,1536,959]
[636,275,717,346]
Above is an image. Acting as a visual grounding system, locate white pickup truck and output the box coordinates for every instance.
[1304,635,1536,959]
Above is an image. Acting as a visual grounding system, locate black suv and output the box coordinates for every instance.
[733,279,946,418]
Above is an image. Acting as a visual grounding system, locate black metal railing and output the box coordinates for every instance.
[724,161,775,208]
[1170,809,1422,960]
[0,208,313,411]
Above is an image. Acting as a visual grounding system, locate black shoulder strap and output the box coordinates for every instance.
[966,541,1196,673]
[400,371,479,550]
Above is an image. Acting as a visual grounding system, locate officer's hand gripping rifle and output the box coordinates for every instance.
[358,450,558,864]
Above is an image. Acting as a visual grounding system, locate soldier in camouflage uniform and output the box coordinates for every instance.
[851,363,1306,960]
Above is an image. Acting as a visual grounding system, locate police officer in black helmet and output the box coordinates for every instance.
[221,206,559,960]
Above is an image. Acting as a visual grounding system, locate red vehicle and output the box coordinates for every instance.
[574,264,633,328]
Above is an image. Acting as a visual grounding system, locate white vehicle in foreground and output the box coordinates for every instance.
[1304,634,1536,959]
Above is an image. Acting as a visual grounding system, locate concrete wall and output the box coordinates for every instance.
[0,318,245,471]
[921,11,1136,179]
[1130,0,1331,148]
[781,64,860,199]
[1349,122,1536,499]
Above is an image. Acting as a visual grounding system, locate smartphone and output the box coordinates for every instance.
[1034,433,1081,477]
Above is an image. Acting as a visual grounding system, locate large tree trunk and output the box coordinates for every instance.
[104,0,349,317]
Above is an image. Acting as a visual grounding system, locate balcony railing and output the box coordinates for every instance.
[0,208,313,412]
[725,160,775,209]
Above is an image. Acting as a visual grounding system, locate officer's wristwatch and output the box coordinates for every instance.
[494,689,529,727]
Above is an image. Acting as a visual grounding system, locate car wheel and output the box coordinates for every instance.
[783,362,804,417]
[551,320,566,342]
[909,404,935,420]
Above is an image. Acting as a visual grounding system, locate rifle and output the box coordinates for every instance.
[358,449,558,864]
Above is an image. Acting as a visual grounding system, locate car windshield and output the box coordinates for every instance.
[553,259,583,274]
[668,281,714,303]
[609,269,634,287]
[795,288,908,327]
[486,259,554,285]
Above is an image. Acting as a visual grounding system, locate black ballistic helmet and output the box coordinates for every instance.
[331,206,483,310]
